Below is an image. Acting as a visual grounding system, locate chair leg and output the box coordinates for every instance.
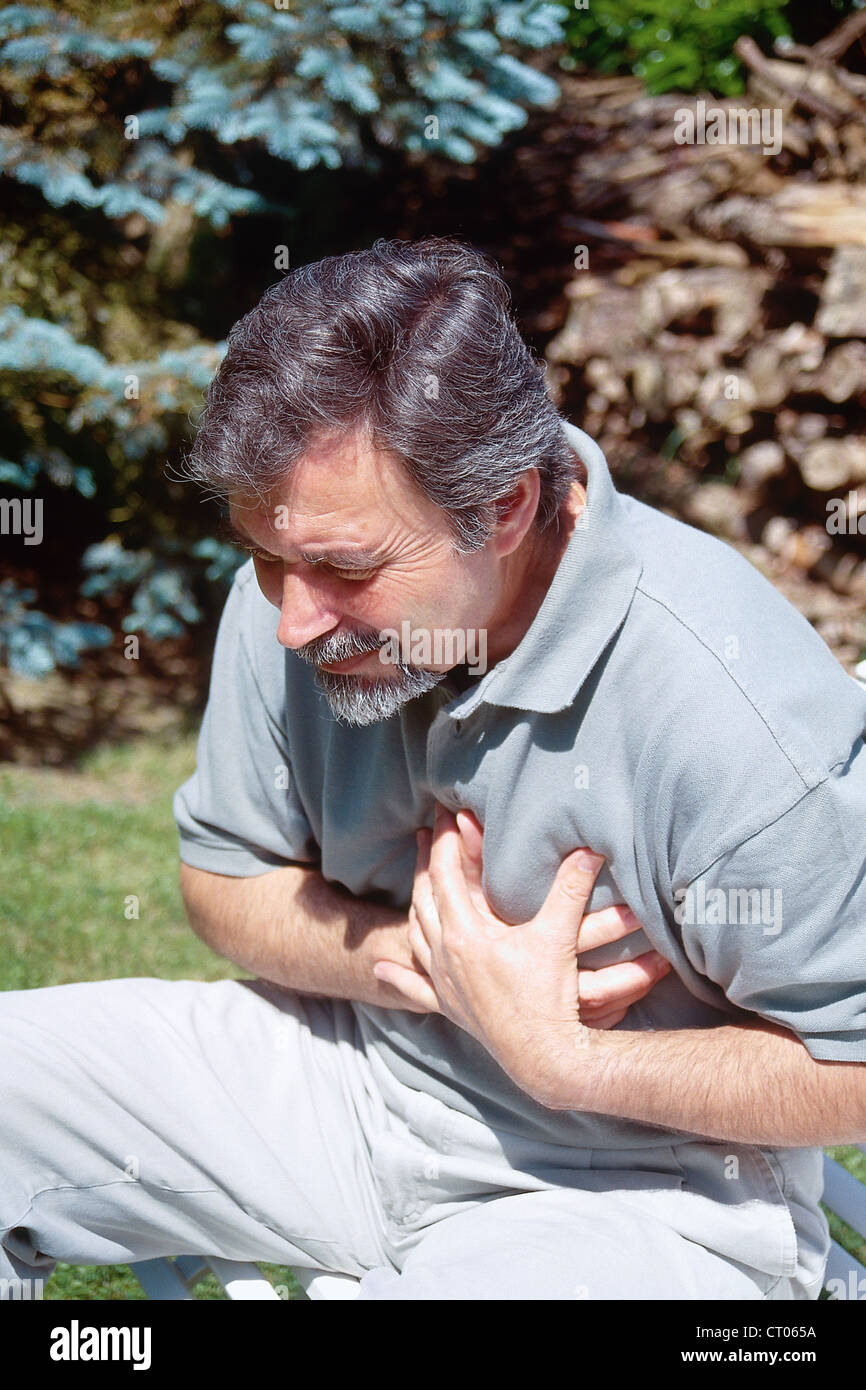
[292,1267,362,1300]
[131,1258,196,1300]
[131,1255,280,1300]
[205,1257,281,1300]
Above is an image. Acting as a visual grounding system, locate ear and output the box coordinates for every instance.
[488,469,541,560]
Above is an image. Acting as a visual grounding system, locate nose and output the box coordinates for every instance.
[266,565,341,649]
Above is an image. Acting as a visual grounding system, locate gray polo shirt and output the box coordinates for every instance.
[174,420,866,1290]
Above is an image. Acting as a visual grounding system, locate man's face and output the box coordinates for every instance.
[226,429,503,725]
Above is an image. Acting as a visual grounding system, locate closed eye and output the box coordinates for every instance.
[242,545,280,564]
[242,547,377,581]
[327,564,378,581]
[218,520,381,580]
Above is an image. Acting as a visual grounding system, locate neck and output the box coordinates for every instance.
[486,481,586,667]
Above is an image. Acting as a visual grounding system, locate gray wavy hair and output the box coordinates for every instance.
[184,237,581,551]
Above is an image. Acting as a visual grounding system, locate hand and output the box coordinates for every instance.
[575,901,672,1029]
[376,808,670,1027]
[373,806,663,1105]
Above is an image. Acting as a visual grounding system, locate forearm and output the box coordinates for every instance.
[543,1015,866,1146]
[179,860,422,1011]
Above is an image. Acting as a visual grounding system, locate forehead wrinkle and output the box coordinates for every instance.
[228,441,441,563]
[224,509,385,567]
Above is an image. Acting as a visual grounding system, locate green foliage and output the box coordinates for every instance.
[0,579,111,677]
[80,536,245,641]
[565,0,793,96]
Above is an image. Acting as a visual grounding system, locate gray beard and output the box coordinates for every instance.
[296,624,448,726]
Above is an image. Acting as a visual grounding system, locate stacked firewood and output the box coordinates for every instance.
[542,17,866,668]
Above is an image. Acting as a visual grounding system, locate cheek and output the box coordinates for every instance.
[350,559,486,630]
[373,586,451,630]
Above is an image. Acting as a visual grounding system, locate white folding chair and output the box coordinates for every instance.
[130,1254,360,1300]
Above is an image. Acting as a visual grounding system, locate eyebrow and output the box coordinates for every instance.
[218,517,383,569]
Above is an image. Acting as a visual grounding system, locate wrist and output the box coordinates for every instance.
[521,1018,600,1111]
[350,913,414,972]
[351,915,438,1013]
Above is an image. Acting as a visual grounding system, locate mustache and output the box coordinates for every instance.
[295,624,385,668]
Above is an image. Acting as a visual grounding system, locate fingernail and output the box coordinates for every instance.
[578,849,604,867]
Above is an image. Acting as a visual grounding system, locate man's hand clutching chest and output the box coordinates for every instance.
[373,803,655,1106]
[374,810,866,1147]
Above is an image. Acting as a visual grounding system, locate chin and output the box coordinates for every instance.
[315,665,448,725]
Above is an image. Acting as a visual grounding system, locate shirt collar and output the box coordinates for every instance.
[444,421,644,718]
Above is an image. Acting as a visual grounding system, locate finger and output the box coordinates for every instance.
[577,954,672,1010]
[427,805,477,925]
[455,808,483,866]
[408,906,433,975]
[412,830,441,943]
[537,847,605,938]
[372,961,441,1013]
[582,1007,628,1030]
[579,983,656,1020]
[454,809,487,908]
[575,903,645,953]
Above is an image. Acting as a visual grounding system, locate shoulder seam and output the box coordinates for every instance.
[635,582,821,790]
[682,756,854,887]
[684,782,817,888]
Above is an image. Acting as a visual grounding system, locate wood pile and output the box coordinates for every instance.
[542,17,866,669]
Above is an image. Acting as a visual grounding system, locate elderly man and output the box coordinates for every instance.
[2,239,865,1302]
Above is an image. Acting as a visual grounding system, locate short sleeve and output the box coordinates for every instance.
[173,563,319,876]
[675,741,866,1063]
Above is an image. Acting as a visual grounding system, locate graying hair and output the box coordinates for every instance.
[184,237,581,551]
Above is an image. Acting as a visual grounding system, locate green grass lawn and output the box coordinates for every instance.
[0,730,302,1300]
[1,730,864,1300]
